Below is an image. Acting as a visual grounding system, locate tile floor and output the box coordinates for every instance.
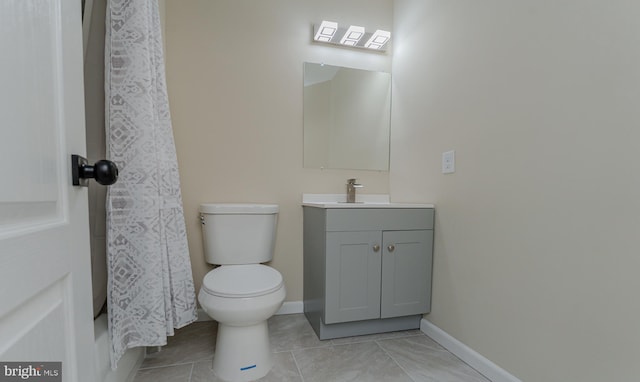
[133,314,490,382]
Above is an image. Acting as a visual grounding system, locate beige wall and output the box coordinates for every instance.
[164,0,393,301]
[392,0,640,381]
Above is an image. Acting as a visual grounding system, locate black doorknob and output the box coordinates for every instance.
[71,154,119,186]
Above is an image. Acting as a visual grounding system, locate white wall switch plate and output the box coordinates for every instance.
[442,150,455,174]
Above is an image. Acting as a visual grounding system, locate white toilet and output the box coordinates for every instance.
[198,203,286,382]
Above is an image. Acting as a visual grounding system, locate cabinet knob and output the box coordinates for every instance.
[372,244,381,252]
[387,244,395,252]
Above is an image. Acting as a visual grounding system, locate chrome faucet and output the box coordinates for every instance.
[346,178,363,203]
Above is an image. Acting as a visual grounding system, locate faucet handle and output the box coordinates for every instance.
[347,178,363,186]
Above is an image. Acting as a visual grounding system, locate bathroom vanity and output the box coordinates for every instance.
[302,196,435,340]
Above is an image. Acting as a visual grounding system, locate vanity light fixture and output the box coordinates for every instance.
[313,20,390,52]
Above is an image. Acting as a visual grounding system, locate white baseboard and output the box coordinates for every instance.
[196,301,304,322]
[420,318,521,382]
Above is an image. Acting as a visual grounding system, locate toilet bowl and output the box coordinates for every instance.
[199,265,285,381]
[197,204,286,382]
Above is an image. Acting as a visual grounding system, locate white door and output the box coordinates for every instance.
[0,0,96,381]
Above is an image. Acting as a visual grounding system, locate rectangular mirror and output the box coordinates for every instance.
[303,63,391,171]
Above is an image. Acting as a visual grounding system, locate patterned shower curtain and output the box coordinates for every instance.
[105,0,197,368]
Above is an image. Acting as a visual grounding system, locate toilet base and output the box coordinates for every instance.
[213,321,273,382]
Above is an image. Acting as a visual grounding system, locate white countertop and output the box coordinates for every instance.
[302,194,435,209]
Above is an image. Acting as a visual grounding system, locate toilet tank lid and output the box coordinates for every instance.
[199,203,279,214]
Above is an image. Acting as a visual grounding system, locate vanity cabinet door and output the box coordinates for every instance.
[325,231,382,324]
[380,230,433,319]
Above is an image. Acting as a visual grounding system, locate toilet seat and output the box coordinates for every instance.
[202,264,283,298]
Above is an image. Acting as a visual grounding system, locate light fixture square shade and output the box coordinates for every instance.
[365,29,391,49]
[340,25,365,45]
[314,20,338,42]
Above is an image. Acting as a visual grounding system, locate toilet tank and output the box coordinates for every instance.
[199,203,278,265]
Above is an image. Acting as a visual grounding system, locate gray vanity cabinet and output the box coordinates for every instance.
[303,207,434,340]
